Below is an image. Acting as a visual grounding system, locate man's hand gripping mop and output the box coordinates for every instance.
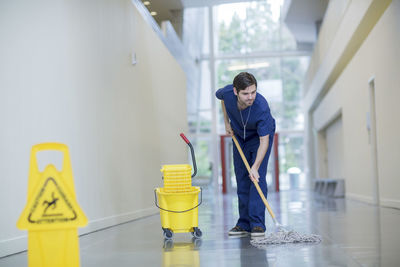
[231,135,322,247]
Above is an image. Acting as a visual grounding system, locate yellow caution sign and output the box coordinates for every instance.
[17,143,88,266]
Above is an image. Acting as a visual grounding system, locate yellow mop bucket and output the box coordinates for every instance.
[154,133,202,239]
[155,187,202,235]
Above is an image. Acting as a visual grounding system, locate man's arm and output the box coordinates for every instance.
[249,135,269,183]
[221,100,233,136]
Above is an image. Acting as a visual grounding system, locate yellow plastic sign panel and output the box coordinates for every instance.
[17,143,87,267]
[17,143,87,230]
[28,229,81,267]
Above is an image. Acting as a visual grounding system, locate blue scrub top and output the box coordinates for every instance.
[216,84,275,142]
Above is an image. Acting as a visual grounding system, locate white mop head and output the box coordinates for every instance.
[250,228,322,248]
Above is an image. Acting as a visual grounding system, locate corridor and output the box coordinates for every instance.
[2,188,400,266]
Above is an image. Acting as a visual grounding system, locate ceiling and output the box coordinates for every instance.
[141,0,183,24]
[141,0,266,24]
[282,0,329,46]
[142,0,329,47]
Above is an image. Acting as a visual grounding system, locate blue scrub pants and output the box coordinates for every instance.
[233,134,274,231]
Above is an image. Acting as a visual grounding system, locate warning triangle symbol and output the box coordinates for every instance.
[17,164,87,230]
[28,177,77,224]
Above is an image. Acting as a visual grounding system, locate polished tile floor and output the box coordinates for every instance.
[1,188,400,266]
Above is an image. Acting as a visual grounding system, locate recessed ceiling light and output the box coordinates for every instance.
[143,1,150,5]
[150,11,157,16]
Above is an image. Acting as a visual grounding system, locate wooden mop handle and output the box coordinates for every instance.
[231,134,276,219]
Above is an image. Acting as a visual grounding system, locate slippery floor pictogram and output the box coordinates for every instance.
[27,177,77,224]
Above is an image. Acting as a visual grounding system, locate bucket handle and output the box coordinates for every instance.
[180,133,197,178]
[154,189,202,213]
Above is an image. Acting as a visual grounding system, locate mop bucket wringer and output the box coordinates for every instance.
[155,133,202,239]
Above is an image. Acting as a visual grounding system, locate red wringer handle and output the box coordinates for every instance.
[180,133,190,144]
[180,133,197,178]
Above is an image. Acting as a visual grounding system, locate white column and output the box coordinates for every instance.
[208,5,219,193]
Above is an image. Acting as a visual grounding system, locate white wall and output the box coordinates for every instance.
[0,0,188,256]
[325,117,344,179]
[307,0,400,208]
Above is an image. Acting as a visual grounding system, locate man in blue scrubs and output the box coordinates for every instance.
[216,72,275,237]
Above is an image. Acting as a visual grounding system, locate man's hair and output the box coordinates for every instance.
[233,72,257,93]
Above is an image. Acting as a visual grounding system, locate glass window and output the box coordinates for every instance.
[192,137,213,185]
[216,1,282,55]
[183,0,310,191]
[278,133,306,190]
[280,56,309,130]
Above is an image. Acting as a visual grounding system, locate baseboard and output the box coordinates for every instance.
[0,207,158,258]
[380,198,400,210]
[346,193,375,204]
[0,236,27,258]
[79,206,159,235]
[346,193,400,209]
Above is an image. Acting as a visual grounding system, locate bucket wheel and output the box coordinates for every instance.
[191,227,202,238]
[163,228,173,240]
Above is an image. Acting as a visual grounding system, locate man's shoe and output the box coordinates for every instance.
[251,226,265,237]
[228,226,248,236]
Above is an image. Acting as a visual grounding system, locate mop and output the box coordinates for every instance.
[231,135,322,247]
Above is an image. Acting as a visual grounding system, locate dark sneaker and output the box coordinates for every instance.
[228,226,248,236]
[251,226,265,237]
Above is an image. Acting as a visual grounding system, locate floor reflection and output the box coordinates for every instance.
[239,237,269,267]
[162,237,202,267]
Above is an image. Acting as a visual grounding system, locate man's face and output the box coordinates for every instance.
[234,84,257,108]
